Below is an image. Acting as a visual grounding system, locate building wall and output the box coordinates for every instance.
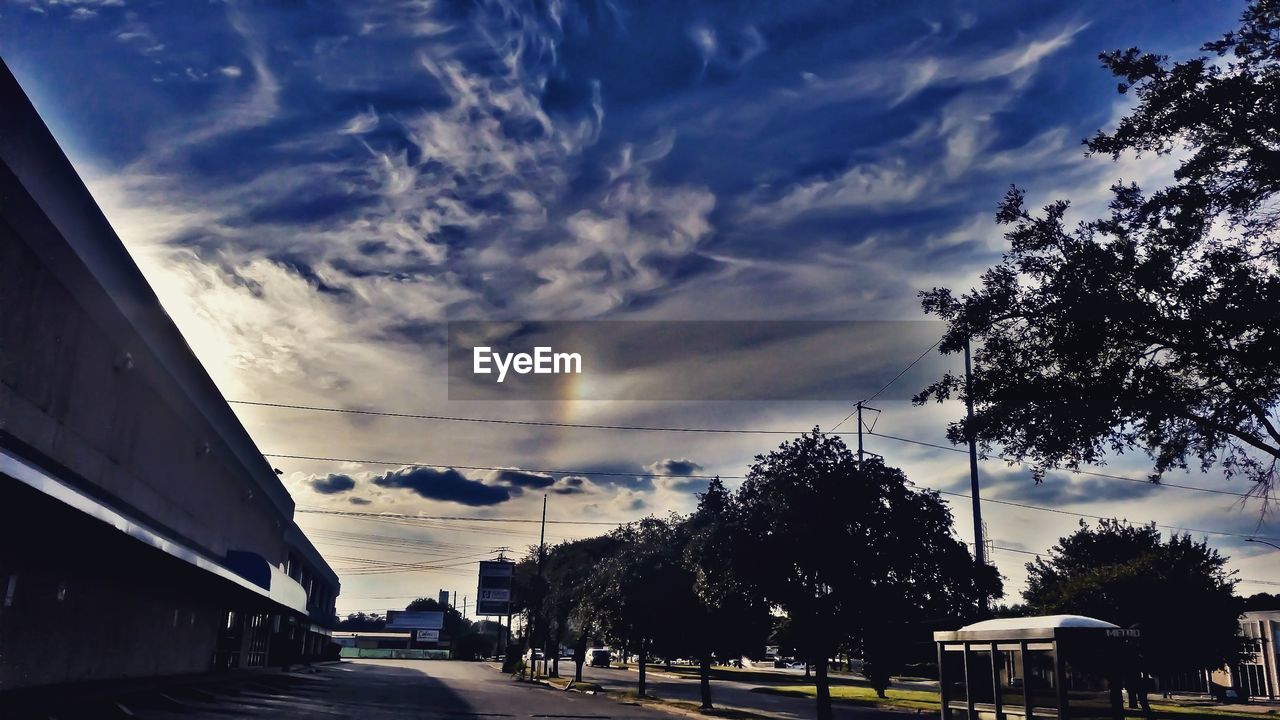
[1237,612,1280,700]
[0,212,286,564]
[0,480,233,688]
[0,59,339,691]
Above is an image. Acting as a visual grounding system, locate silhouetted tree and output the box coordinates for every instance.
[592,516,698,697]
[917,0,1280,492]
[1245,592,1280,611]
[1024,520,1246,678]
[512,548,548,676]
[682,477,773,708]
[335,612,385,631]
[541,535,622,681]
[734,429,1000,720]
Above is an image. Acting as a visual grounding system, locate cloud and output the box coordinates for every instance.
[550,475,590,495]
[489,468,556,489]
[340,108,378,135]
[688,23,766,76]
[744,159,930,225]
[371,466,512,506]
[644,458,711,494]
[309,473,357,495]
[13,0,1259,610]
[983,466,1162,506]
[645,458,705,477]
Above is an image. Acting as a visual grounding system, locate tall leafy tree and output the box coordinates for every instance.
[541,535,622,681]
[683,477,772,709]
[1024,520,1246,677]
[592,516,698,698]
[734,429,1000,720]
[917,0,1280,492]
[511,549,547,675]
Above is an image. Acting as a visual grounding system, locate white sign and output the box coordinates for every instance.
[416,629,440,642]
[480,589,510,602]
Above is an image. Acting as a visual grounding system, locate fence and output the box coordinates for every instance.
[339,647,450,660]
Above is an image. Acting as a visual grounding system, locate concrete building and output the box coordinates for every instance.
[1210,611,1280,700]
[0,59,339,690]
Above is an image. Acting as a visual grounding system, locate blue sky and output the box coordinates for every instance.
[4,0,1275,614]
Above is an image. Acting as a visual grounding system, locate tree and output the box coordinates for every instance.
[734,429,1001,720]
[541,535,622,681]
[917,0,1280,492]
[682,477,773,709]
[335,612,386,631]
[511,549,548,676]
[1024,519,1246,678]
[592,516,698,698]
[1245,592,1280,611]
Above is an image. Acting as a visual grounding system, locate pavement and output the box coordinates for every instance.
[6,660,675,719]
[572,664,916,720]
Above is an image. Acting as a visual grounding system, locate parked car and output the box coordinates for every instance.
[589,648,612,668]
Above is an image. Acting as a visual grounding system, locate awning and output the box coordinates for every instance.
[0,445,307,615]
[224,549,309,614]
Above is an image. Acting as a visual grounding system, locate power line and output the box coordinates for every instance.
[269,453,737,479]
[990,545,1041,556]
[235,399,852,436]
[830,336,944,432]
[296,480,1278,555]
[298,507,620,525]
[867,430,1260,500]
[242,400,1263,501]
[932,488,1280,543]
[987,546,1280,590]
[864,336,944,405]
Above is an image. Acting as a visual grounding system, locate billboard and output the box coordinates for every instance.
[476,560,514,616]
[384,610,444,631]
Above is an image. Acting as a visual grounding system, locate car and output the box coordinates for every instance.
[589,648,612,668]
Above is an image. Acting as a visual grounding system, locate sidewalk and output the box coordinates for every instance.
[0,663,338,719]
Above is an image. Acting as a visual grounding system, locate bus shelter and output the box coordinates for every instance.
[934,615,1140,720]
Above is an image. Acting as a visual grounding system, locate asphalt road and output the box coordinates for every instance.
[13,660,926,719]
[575,664,915,720]
[28,660,674,720]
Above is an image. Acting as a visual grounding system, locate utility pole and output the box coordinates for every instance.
[855,401,879,465]
[964,335,987,611]
[856,401,864,464]
[537,494,548,675]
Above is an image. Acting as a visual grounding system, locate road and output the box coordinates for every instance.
[20,660,673,720]
[575,664,913,720]
[11,660,923,719]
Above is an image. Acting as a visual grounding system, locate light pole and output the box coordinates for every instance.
[1247,538,1280,551]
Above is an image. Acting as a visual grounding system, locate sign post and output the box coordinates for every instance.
[477,560,515,659]
[477,561,514,616]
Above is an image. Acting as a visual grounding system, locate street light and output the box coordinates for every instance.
[1246,538,1280,551]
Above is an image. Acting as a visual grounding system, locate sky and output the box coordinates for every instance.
[3,0,1277,617]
